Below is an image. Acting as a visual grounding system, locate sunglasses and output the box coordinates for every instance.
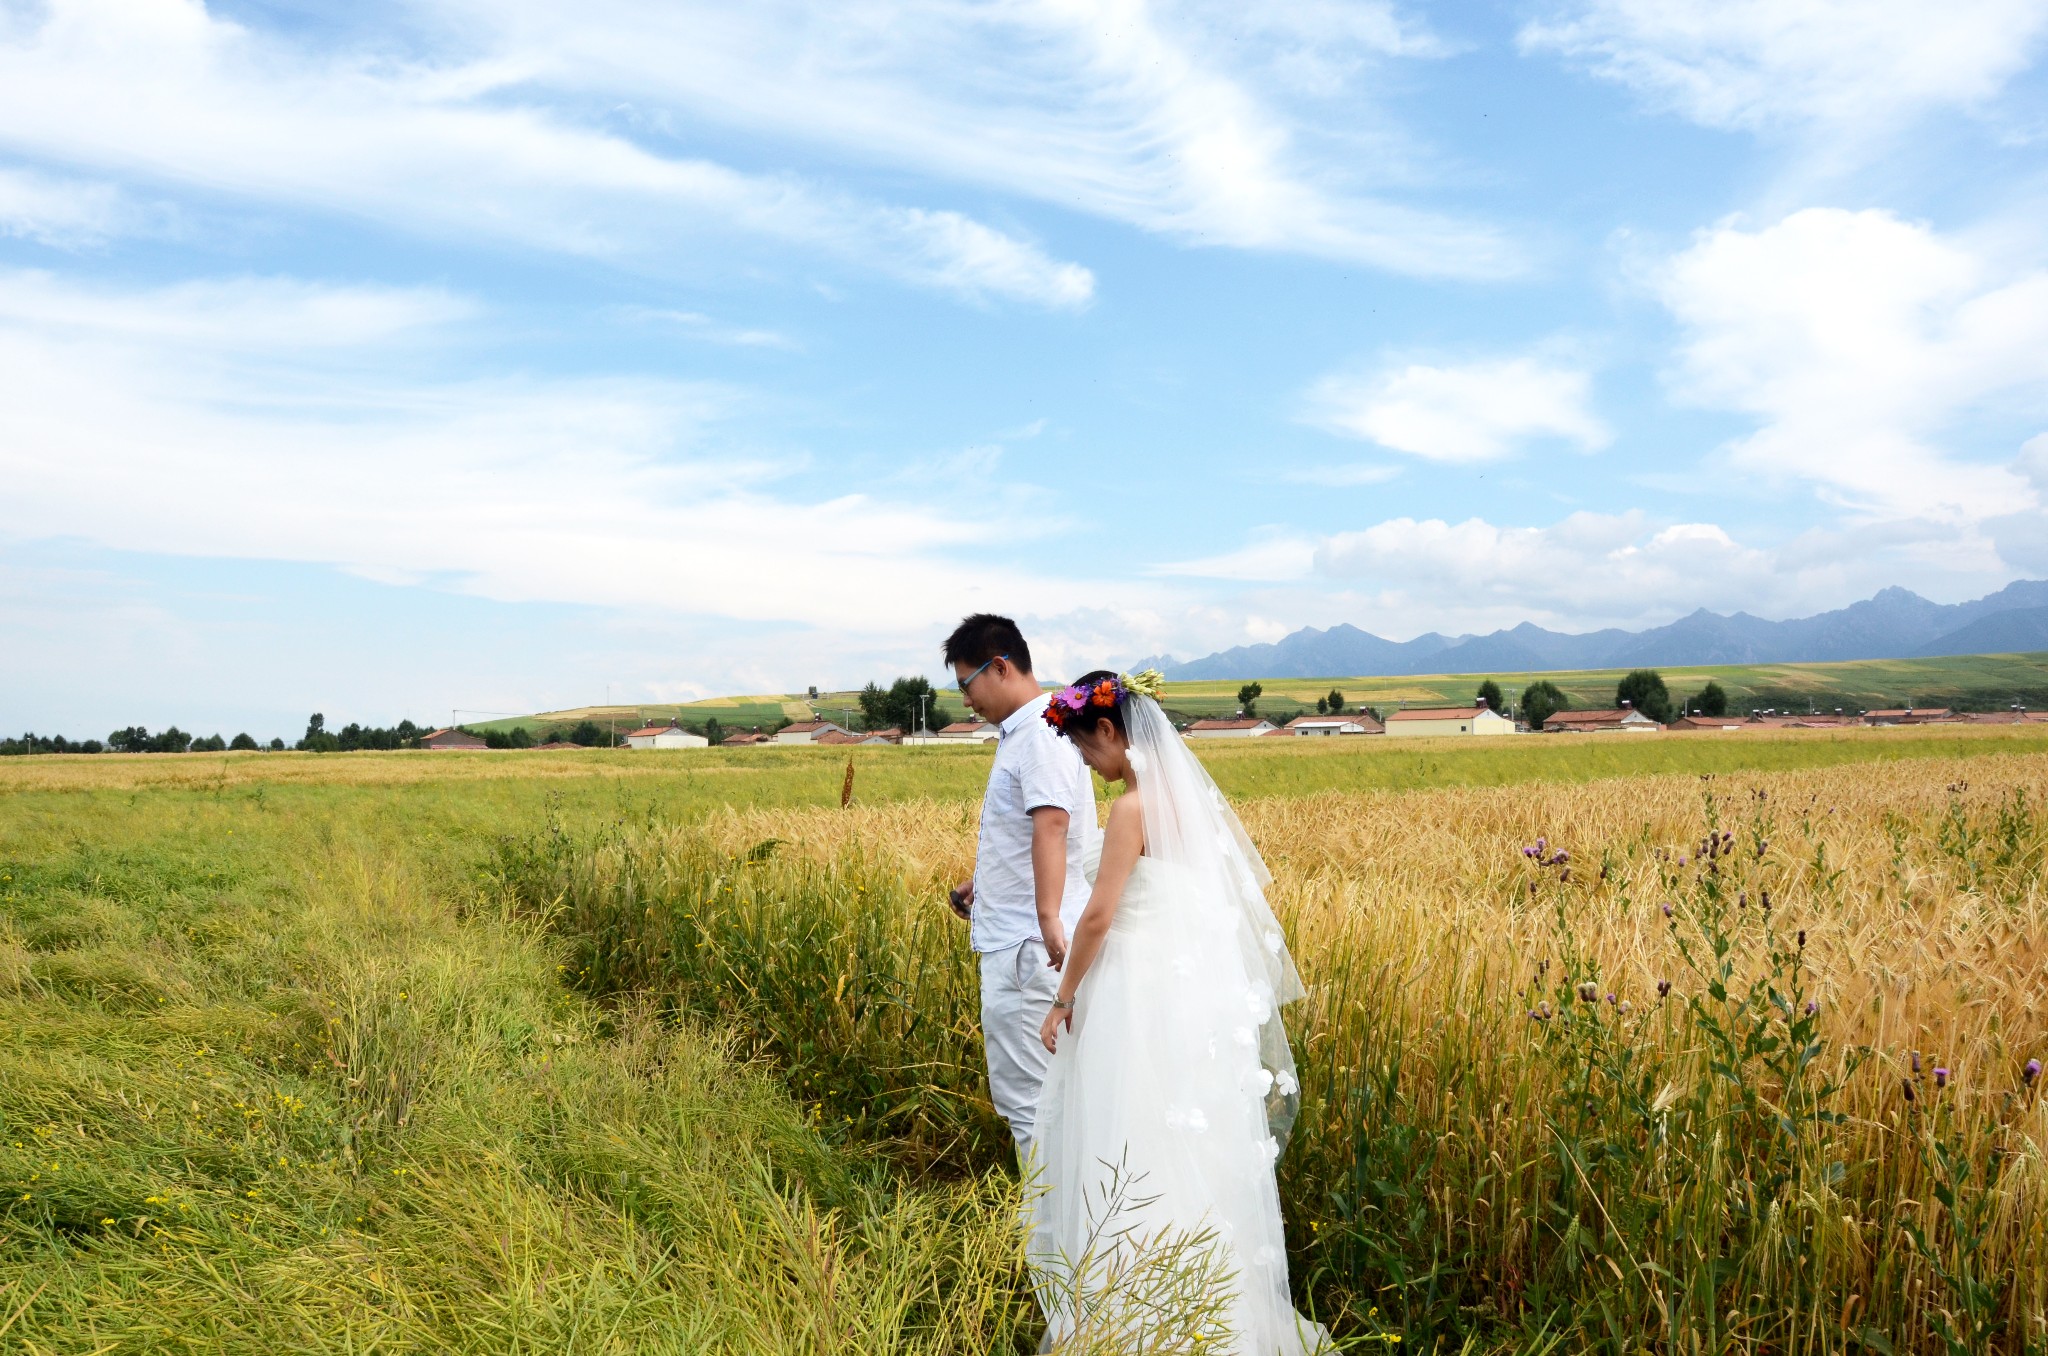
[959,654,1008,692]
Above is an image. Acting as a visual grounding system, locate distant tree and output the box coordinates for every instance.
[108,725,150,752]
[230,733,259,751]
[1475,679,1505,714]
[506,726,535,749]
[1522,680,1569,730]
[192,733,228,752]
[704,716,726,745]
[1694,680,1729,717]
[859,676,948,733]
[304,713,326,742]
[268,737,286,751]
[1314,695,1329,715]
[1326,688,1344,714]
[155,727,193,753]
[569,719,604,747]
[1617,669,1674,723]
[1236,682,1263,717]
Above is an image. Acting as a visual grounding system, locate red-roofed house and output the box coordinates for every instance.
[1281,712,1384,736]
[1186,717,1278,738]
[1384,705,1516,737]
[422,728,488,750]
[1541,706,1660,733]
[625,720,708,749]
[936,720,1000,743]
[776,719,850,745]
[1863,708,1956,726]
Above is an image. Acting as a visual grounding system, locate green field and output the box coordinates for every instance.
[6,726,2046,1352]
[1151,650,2048,720]
[474,652,2048,739]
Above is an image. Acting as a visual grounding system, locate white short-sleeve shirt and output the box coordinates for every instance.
[971,691,1099,954]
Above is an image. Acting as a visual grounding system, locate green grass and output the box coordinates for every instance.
[0,767,1039,1353]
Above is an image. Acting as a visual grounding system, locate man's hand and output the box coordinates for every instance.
[1039,923,1067,970]
[946,879,974,920]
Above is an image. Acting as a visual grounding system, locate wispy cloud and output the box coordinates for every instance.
[424,0,1520,278]
[0,268,1113,632]
[1281,462,1404,487]
[0,165,135,245]
[1521,0,2048,135]
[615,306,801,351]
[0,0,1093,308]
[1303,355,1610,462]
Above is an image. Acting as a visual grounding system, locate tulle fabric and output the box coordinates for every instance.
[1026,832,1328,1352]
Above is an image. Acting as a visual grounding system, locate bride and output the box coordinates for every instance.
[1028,669,1327,1353]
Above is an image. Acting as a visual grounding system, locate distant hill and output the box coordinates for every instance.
[1155,581,2048,679]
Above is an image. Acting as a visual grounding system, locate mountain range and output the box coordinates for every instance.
[1141,582,2048,680]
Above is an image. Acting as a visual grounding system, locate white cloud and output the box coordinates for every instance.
[0,268,1129,634]
[1303,356,1611,462]
[1521,0,2048,133]
[616,307,800,351]
[0,165,133,244]
[1652,207,2048,526]
[0,0,1092,308]
[1153,531,1318,582]
[422,0,1518,278]
[1281,462,1403,487]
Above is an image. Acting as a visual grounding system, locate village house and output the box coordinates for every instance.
[1542,705,1661,733]
[775,719,851,745]
[421,728,488,750]
[1669,713,1759,731]
[624,720,708,750]
[815,729,867,746]
[935,720,1001,743]
[1186,717,1279,738]
[720,731,773,746]
[1384,704,1516,737]
[1862,708,1956,726]
[1280,712,1384,736]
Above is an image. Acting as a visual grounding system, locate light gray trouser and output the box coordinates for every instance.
[978,937,1060,1170]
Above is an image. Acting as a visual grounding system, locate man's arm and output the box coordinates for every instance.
[1029,805,1071,968]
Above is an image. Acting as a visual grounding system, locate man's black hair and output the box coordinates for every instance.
[942,613,1032,675]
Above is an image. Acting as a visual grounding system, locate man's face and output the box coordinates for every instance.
[953,657,998,720]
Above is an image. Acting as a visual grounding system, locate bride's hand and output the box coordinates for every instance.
[1039,1002,1071,1054]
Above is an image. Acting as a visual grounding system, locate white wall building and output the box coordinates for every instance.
[1186,717,1278,739]
[1383,706,1517,737]
[1281,714,1383,736]
[624,721,709,749]
[775,719,850,745]
[935,720,1000,743]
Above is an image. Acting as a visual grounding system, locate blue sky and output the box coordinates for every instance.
[4,0,2048,737]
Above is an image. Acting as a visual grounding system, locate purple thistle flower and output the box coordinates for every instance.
[1804,1000,1819,1016]
[1619,1000,1631,1014]
[1576,982,1597,1003]
[1553,850,1571,865]
[1912,1051,1922,1075]
[1902,1078,1916,1103]
[1522,845,1537,858]
[1738,891,1748,908]
[1678,854,1687,866]
[1657,979,1671,997]
[1757,840,1769,858]
[1536,836,1547,853]
[2025,1059,2041,1085]
[1797,929,1807,950]
[1934,1067,1950,1088]
[1661,902,1674,918]
[1606,992,1617,1005]
[1761,889,1772,912]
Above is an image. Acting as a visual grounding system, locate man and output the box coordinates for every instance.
[943,613,1098,1170]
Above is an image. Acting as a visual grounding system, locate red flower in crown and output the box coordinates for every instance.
[1091,679,1120,707]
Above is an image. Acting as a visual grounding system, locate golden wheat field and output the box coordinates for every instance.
[6,728,2048,1353]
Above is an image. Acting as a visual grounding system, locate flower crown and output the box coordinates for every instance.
[1043,668,1164,731]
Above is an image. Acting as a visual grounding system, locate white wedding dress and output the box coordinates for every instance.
[1025,696,1327,1354]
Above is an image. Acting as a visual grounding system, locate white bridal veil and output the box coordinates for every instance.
[1122,692,1308,1144]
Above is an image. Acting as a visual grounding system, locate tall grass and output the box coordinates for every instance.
[0,784,1043,1352]
[500,751,2048,1353]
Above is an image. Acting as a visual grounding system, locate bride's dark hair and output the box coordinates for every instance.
[1046,669,1128,741]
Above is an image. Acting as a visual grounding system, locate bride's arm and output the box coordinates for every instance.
[1039,793,1143,1051]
